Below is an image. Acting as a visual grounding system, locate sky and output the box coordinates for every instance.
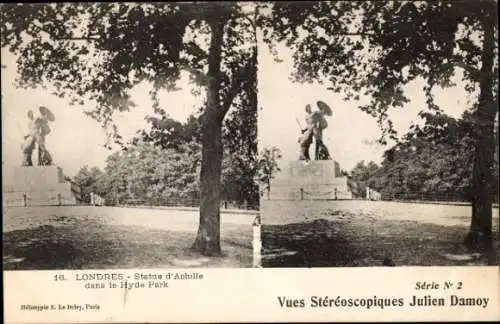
[2,28,475,183]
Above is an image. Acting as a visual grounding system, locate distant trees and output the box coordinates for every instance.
[351,111,499,202]
[257,147,282,199]
[350,161,381,198]
[73,166,106,203]
[74,105,260,209]
[133,106,259,209]
[73,141,200,206]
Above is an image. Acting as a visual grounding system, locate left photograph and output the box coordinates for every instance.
[2,2,259,270]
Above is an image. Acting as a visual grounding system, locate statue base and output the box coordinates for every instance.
[264,160,353,200]
[3,165,82,206]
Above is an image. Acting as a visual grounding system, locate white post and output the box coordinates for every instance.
[252,215,262,268]
[366,187,370,200]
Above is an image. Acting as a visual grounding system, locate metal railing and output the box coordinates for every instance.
[3,193,73,207]
[112,197,259,211]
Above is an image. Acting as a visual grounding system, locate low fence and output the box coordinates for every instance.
[380,193,498,205]
[3,196,33,207]
[117,198,259,212]
[298,187,353,200]
[262,183,353,201]
[3,193,76,207]
[262,184,499,208]
[4,195,259,211]
[365,187,499,207]
[5,190,498,210]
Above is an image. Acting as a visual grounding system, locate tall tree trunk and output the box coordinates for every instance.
[465,11,496,254]
[191,19,225,256]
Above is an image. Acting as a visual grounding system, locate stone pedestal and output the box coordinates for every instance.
[265,160,353,200]
[3,166,81,206]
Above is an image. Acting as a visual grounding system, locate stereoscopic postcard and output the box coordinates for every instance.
[2,1,499,323]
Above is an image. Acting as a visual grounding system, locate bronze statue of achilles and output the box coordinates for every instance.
[298,101,332,161]
[21,106,54,166]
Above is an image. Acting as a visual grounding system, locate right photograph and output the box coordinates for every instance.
[257,1,499,268]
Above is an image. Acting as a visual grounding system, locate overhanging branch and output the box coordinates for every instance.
[450,56,481,82]
[217,3,258,120]
[179,64,210,86]
[55,36,100,41]
[35,23,100,41]
[219,52,256,120]
[331,31,375,37]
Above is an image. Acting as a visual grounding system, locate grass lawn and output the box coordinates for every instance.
[3,206,254,269]
[261,200,500,267]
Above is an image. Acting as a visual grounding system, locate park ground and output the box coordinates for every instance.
[261,200,500,267]
[3,206,255,270]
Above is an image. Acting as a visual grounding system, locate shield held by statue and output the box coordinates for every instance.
[317,100,333,116]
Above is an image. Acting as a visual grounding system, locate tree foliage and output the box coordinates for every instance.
[97,140,201,206]
[72,165,106,203]
[350,160,381,198]
[134,114,202,151]
[351,111,499,202]
[132,108,259,208]
[257,146,282,197]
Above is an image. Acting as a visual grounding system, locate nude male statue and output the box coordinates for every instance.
[298,101,333,161]
[21,106,54,166]
[298,105,314,161]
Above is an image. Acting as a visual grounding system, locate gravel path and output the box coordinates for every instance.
[3,206,255,270]
[261,200,499,267]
